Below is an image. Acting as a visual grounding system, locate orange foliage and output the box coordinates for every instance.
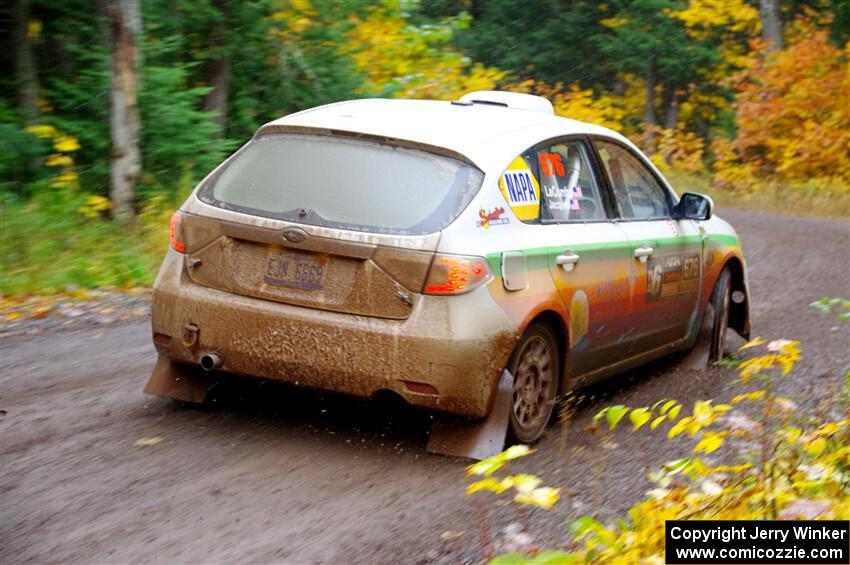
[714,22,850,189]
[653,127,706,174]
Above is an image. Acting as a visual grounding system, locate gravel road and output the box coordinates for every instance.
[1,209,848,564]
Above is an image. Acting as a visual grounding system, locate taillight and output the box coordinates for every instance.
[424,253,492,295]
[170,212,186,253]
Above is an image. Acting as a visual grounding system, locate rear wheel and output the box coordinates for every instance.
[508,323,559,444]
[708,267,732,363]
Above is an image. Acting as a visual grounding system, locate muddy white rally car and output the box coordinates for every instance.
[146,91,750,444]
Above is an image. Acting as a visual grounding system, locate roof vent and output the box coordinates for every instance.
[458,91,554,115]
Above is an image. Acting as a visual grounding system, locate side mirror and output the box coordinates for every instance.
[674,192,713,221]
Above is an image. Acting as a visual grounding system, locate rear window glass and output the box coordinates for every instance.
[198,134,484,235]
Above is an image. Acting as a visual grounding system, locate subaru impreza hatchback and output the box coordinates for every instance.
[147,91,750,442]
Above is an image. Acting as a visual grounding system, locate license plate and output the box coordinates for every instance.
[264,252,325,291]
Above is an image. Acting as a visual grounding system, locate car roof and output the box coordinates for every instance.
[260,98,630,171]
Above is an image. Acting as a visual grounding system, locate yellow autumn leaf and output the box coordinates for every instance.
[693,400,714,421]
[25,124,58,139]
[133,437,161,447]
[85,195,112,212]
[686,420,705,437]
[503,444,533,460]
[46,153,74,167]
[50,171,79,189]
[732,390,766,403]
[694,432,726,454]
[466,444,532,477]
[466,458,502,477]
[805,437,827,457]
[503,473,542,493]
[600,16,628,28]
[290,0,313,12]
[605,405,629,429]
[467,478,506,495]
[709,463,753,474]
[668,416,692,439]
[514,486,560,510]
[28,19,43,39]
[54,135,81,152]
[650,415,666,430]
[629,408,651,430]
[739,337,766,350]
[815,423,841,436]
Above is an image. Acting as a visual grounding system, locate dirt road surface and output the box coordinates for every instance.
[2,209,848,564]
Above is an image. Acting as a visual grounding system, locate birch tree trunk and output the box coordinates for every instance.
[202,1,230,137]
[202,57,231,136]
[644,55,657,154]
[13,0,39,124]
[107,0,142,221]
[759,0,783,52]
[661,84,679,165]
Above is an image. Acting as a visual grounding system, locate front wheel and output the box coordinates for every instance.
[708,267,732,363]
[508,323,559,444]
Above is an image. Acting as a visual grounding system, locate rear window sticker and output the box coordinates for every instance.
[499,156,540,221]
[541,184,570,211]
[569,185,584,210]
[477,206,509,229]
[538,153,565,176]
[545,185,584,211]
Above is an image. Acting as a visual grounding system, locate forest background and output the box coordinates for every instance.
[1,0,848,295]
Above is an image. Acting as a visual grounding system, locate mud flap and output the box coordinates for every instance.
[144,355,211,404]
[426,369,513,461]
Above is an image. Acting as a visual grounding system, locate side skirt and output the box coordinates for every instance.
[568,338,690,389]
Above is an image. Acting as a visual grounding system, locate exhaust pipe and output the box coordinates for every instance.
[200,353,222,372]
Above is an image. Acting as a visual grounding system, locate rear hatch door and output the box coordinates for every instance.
[180,131,484,320]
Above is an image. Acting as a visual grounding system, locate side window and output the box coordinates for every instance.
[536,141,606,222]
[595,141,670,220]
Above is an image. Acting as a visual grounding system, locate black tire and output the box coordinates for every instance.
[708,267,732,363]
[507,323,559,444]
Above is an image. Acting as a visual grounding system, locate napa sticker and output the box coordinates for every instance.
[499,157,540,221]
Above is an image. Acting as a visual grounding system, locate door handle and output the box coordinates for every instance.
[556,251,580,272]
[634,245,654,263]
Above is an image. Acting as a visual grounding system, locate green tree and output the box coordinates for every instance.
[594,0,722,149]
[454,0,618,89]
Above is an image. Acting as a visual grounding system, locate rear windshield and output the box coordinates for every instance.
[198,134,484,235]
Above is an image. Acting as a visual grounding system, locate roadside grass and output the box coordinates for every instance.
[0,188,176,297]
[665,170,850,221]
[466,307,850,563]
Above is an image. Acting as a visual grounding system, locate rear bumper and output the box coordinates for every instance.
[150,250,518,417]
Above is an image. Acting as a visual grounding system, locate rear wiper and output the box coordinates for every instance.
[281,207,326,223]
